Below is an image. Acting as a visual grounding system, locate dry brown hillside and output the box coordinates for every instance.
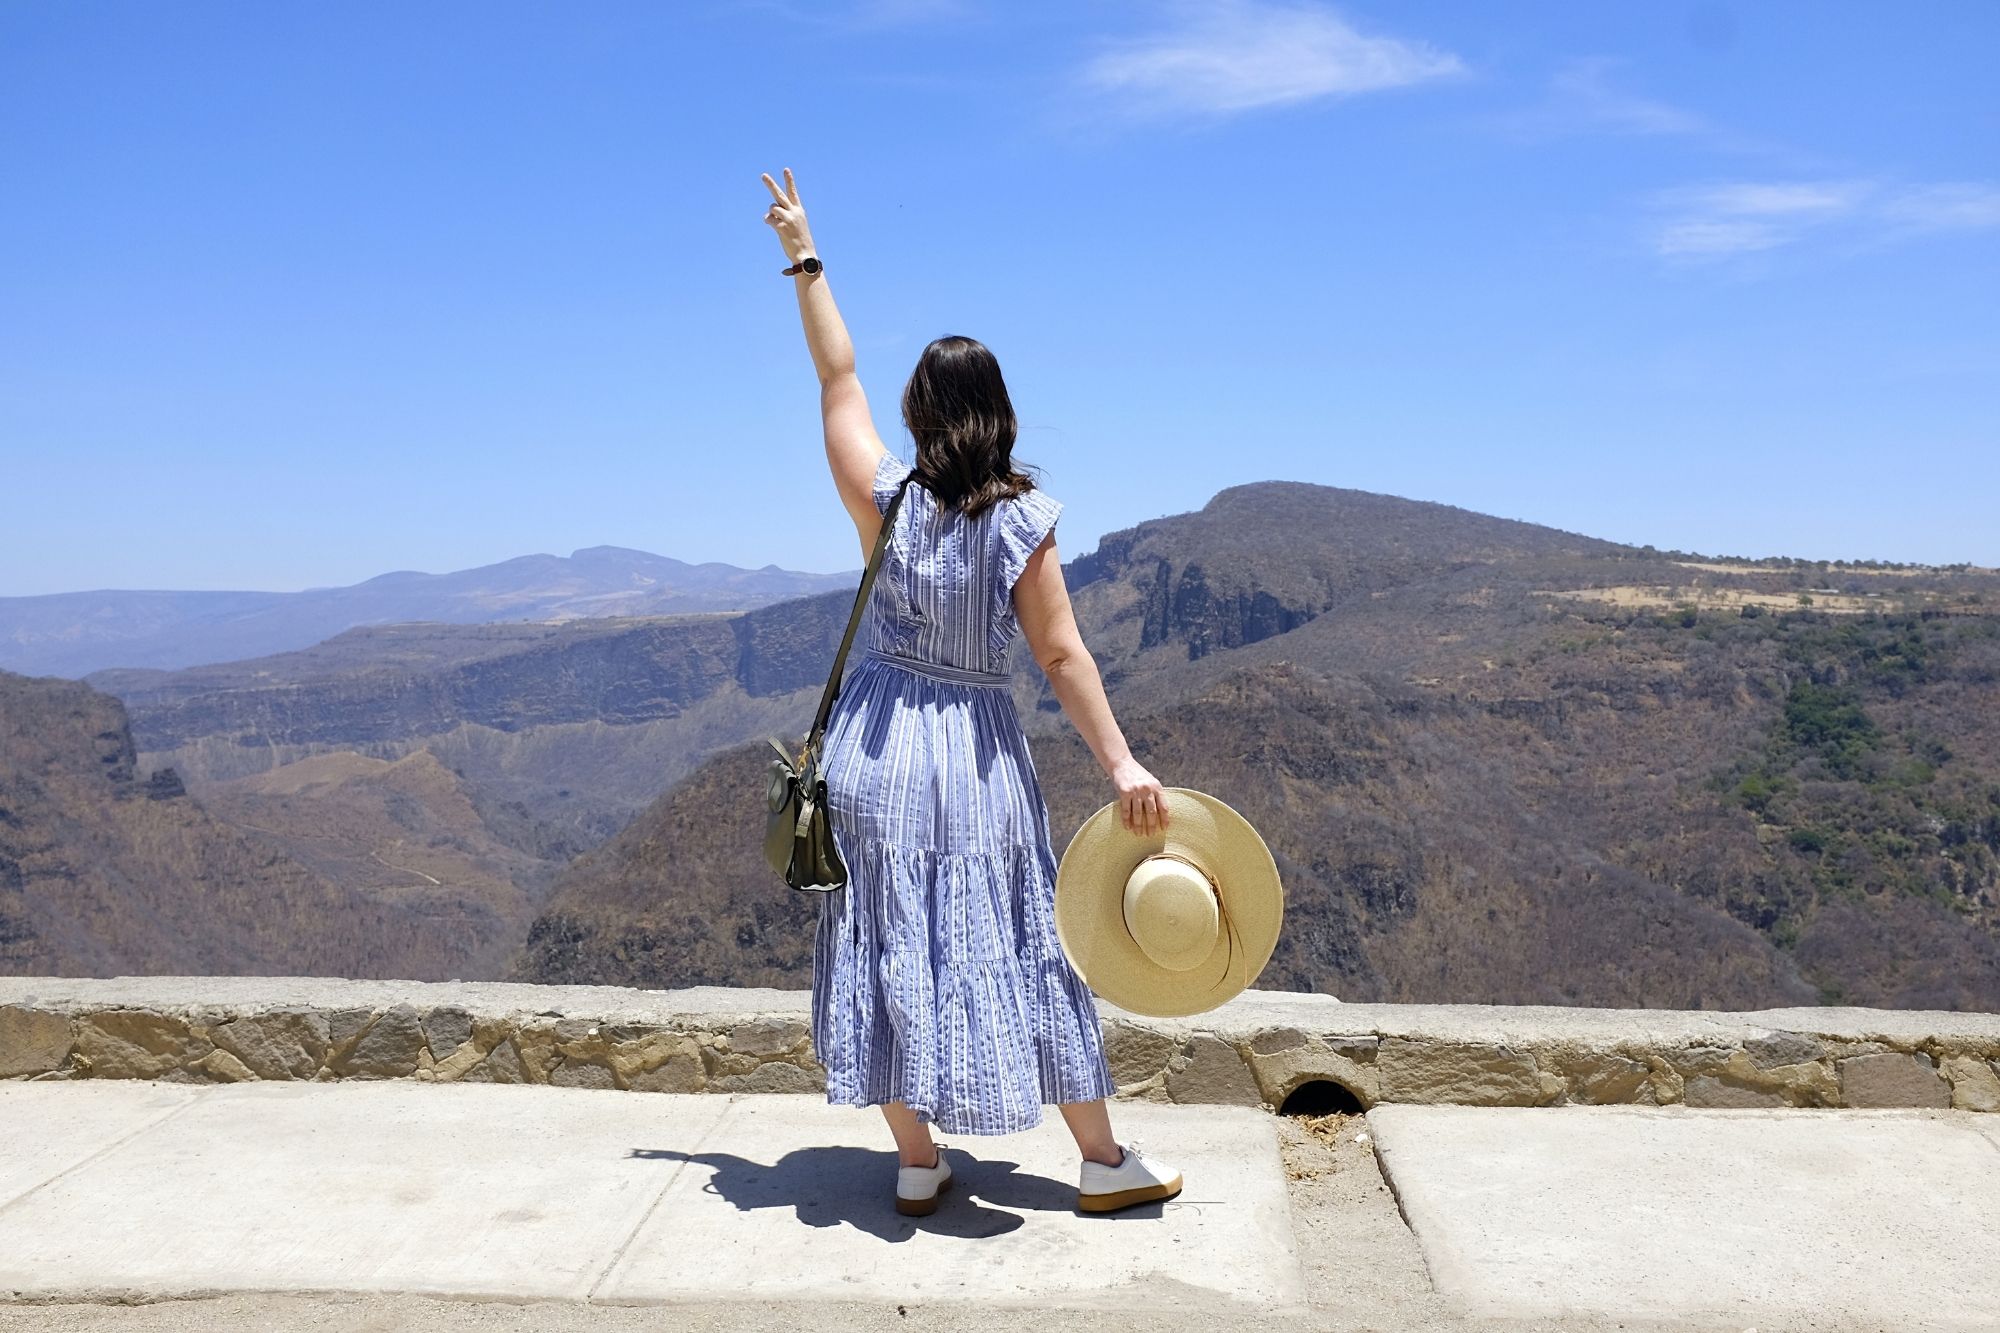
[0,672,530,979]
[517,484,2000,1010]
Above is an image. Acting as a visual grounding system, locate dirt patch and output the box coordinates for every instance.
[1543,585,1884,614]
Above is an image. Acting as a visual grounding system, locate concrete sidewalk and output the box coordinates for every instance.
[1370,1103,2000,1330]
[5,1081,1999,1332]
[0,1081,1305,1313]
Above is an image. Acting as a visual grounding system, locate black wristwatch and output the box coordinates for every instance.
[782,255,823,277]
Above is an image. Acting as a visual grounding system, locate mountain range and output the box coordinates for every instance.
[6,481,1996,1008]
[0,546,859,677]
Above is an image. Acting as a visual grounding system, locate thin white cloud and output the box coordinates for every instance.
[1553,59,1702,135]
[1078,0,1464,118]
[1654,219,1789,257]
[1877,182,2000,235]
[1664,182,1869,217]
[1484,58,1792,160]
[1646,178,2000,260]
[1534,57,1705,138]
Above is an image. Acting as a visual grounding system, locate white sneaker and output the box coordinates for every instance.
[1078,1138,1183,1213]
[895,1142,953,1216]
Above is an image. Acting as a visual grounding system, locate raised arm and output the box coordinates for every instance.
[761,168,886,548]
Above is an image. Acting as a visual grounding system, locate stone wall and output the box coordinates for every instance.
[3,977,1997,1113]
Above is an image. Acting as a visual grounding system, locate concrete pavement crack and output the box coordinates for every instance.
[583,1093,738,1301]
[0,1087,206,1220]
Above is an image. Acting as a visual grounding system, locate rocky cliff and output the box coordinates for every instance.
[0,672,531,979]
[55,481,2000,1007]
[517,486,2000,1010]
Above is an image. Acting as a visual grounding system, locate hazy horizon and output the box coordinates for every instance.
[4,476,1995,601]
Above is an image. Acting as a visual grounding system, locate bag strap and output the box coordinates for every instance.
[803,471,914,761]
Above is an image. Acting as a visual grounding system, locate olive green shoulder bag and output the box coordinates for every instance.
[763,472,914,893]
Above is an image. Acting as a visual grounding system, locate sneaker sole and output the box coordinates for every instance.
[1077,1173,1183,1213]
[895,1172,951,1216]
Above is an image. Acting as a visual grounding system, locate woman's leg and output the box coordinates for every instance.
[1057,1098,1125,1166]
[879,1101,940,1167]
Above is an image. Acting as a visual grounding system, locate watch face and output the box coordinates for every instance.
[802,257,822,274]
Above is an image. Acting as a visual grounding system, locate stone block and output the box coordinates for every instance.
[334,1004,425,1078]
[195,1048,257,1083]
[1942,1056,2000,1113]
[1556,1051,1651,1104]
[327,1008,375,1060]
[600,1023,668,1045]
[1685,1075,1789,1108]
[75,1010,210,1079]
[211,1010,329,1080]
[555,1029,615,1069]
[470,1016,514,1049]
[511,1026,561,1083]
[1324,1035,1380,1062]
[550,1060,616,1090]
[607,1033,700,1084]
[702,1047,765,1079]
[628,1051,706,1093]
[458,1039,530,1084]
[0,1006,73,1078]
[1744,1030,1825,1070]
[1247,1027,1308,1056]
[711,1061,822,1094]
[1165,1035,1263,1107]
[1378,1038,1540,1106]
[1838,1052,1951,1108]
[432,1039,488,1082]
[420,1006,473,1057]
[1101,1021,1179,1088]
[728,1019,807,1059]
[1666,1044,1738,1076]
[1245,1037,1377,1108]
[1676,1048,1835,1108]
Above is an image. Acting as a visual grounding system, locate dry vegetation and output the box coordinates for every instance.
[29,480,1998,1009]
[517,482,2000,1011]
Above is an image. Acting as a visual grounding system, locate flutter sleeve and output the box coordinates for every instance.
[871,450,914,516]
[994,487,1064,612]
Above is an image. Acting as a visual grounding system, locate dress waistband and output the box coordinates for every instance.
[860,645,1011,688]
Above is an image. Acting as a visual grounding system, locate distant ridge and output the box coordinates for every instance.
[0,547,860,677]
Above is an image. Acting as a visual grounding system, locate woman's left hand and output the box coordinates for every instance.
[761,168,817,264]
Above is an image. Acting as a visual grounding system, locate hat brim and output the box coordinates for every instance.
[1054,787,1283,1018]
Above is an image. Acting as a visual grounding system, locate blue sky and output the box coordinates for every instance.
[2,1,1995,596]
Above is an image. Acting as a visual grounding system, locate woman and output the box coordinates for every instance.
[760,169,1185,1218]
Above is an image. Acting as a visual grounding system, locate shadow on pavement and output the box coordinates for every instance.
[629,1144,1175,1242]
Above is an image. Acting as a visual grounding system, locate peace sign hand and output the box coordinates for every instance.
[760,168,817,264]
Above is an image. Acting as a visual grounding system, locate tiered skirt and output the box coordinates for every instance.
[808,652,1118,1134]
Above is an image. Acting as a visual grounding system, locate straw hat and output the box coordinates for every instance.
[1053,787,1284,1018]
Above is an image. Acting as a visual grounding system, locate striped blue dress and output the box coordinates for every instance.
[808,449,1119,1135]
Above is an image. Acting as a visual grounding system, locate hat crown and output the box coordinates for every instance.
[1122,854,1219,972]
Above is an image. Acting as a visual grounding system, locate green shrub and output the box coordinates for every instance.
[1780,680,1880,779]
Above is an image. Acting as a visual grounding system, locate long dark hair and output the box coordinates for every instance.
[900,335,1040,520]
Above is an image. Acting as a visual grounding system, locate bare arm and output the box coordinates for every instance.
[1013,531,1170,836]
[761,168,885,544]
